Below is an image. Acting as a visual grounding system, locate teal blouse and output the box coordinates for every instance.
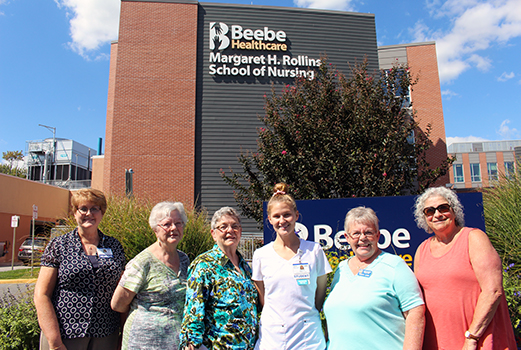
[180,244,258,349]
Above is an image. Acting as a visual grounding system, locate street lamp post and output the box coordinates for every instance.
[38,124,56,183]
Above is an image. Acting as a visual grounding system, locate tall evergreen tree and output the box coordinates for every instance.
[222,59,453,226]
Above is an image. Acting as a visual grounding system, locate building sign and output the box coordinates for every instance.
[263,192,485,267]
[208,21,320,79]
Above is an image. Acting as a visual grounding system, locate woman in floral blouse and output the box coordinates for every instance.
[111,201,190,350]
[180,207,258,350]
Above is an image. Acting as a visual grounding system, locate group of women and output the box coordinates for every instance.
[34,185,516,350]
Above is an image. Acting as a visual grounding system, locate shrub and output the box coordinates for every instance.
[321,249,351,329]
[64,195,214,262]
[0,286,40,350]
[483,161,521,343]
[503,263,521,344]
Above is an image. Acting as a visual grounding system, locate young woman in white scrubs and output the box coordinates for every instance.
[252,183,332,350]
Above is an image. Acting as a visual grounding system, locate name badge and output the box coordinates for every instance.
[357,269,372,278]
[97,248,113,258]
[293,263,310,285]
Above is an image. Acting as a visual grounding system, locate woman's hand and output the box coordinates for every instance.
[34,267,63,350]
[462,338,478,350]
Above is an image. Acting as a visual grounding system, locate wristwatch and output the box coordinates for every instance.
[465,330,480,341]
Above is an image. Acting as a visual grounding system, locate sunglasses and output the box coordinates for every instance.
[423,203,451,217]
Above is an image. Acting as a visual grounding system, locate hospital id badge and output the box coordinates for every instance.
[358,268,372,277]
[97,248,113,258]
[293,263,310,285]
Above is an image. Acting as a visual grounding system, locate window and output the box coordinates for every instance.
[505,161,515,179]
[470,163,481,182]
[453,164,464,183]
[487,163,498,181]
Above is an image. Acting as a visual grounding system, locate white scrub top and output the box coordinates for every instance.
[252,238,332,350]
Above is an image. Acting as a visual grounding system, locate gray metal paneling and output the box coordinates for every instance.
[196,4,379,231]
[485,152,497,162]
[378,47,407,70]
[504,152,515,162]
[468,154,480,163]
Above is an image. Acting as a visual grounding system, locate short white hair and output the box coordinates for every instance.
[211,207,241,230]
[344,206,379,233]
[149,201,187,231]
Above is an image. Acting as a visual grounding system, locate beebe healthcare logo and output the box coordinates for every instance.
[207,21,319,80]
[209,22,288,51]
[209,22,230,50]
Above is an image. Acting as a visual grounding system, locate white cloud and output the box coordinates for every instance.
[441,89,460,99]
[446,135,488,146]
[497,71,515,81]
[54,0,120,59]
[497,119,520,139]
[294,0,355,11]
[413,0,521,83]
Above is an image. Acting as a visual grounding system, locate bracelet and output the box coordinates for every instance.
[465,330,480,341]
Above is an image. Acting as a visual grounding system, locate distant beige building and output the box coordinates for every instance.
[448,140,521,190]
[0,174,70,264]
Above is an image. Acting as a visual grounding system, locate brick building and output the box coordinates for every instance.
[94,0,449,230]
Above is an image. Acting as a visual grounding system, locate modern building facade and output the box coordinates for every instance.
[95,0,449,230]
[448,140,521,190]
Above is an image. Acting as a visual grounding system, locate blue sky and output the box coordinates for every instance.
[1,0,520,165]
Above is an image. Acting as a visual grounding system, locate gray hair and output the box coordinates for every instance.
[149,201,188,231]
[344,206,379,233]
[211,207,241,230]
[414,186,465,233]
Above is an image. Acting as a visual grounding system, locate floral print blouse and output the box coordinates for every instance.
[180,244,258,350]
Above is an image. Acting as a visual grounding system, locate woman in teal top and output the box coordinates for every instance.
[111,201,190,350]
[324,207,425,350]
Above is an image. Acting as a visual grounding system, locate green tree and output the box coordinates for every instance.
[1,150,26,178]
[222,59,453,226]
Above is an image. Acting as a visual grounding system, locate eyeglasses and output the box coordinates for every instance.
[158,221,184,230]
[215,224,241,232]
[348,231,376,239]
[423,203,451,217]
[77,206,101,215]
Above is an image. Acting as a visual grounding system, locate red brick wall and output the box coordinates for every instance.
[407,44,450,186]
[479,152,488,187]
[462,153,471,188]
[103,1,198,205]
[496,152,505,175]
[103,42,118,195]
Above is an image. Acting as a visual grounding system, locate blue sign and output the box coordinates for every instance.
[263,192,485,267]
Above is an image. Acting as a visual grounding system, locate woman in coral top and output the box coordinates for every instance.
[413,187,516,350]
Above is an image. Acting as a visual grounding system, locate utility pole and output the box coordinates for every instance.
[39,124,56,183]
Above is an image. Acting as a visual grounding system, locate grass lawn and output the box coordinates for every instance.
[0,267,40,280]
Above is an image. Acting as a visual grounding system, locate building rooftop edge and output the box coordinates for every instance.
[122,0,375,17]
[450,139,521,145]
[378,41,436,50]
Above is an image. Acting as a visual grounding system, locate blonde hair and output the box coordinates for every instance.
[267,183,298,215]
[71,189,107,215]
